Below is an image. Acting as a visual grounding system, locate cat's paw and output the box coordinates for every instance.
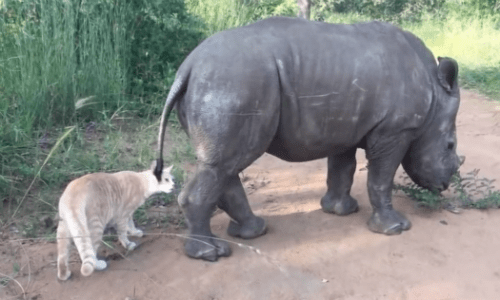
[130,228,143,237]
[95,260,107,271]
[58,269,72,281]
[126,242,137,251]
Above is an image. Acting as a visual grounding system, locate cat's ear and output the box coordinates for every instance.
[165,165,173,173]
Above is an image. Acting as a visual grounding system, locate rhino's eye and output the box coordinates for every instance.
[447,142,454,150]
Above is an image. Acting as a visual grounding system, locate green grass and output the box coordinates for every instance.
[0,0,132,212]
[185,0,298,35]
[403,14,500,100]
[0,0,199,235]
[185,0,255,35]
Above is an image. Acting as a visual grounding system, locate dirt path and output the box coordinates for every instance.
[1,89,500,300]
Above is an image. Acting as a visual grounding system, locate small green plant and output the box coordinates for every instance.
[0,277,8,287]
[394,168,500,210]
[0,262,19,287]
[393,181,446,210]
[451,169,500,209]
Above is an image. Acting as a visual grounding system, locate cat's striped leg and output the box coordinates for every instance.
[56,220,72,281]
[127,217,143,237]
[116,219,137,251]
[89,223,107,271]
[66,215,101,277]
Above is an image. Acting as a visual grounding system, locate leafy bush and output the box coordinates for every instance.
[312,0,446,23]
[447,0,500,19]
[127,0,204,115]
[185,0,298,35]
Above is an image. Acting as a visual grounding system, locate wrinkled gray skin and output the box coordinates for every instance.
[156,17,461,262]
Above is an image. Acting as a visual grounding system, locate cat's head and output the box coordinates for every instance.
[150,161,175,194]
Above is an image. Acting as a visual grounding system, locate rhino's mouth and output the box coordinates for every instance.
[432,178,453,193]
[436,182,448,192]
[411,176,448,193]
[427,179,450,192]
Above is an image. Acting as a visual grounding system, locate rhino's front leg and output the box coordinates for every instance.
[217,175,267,239]
[365,138,412,235]
[321,148,359,215]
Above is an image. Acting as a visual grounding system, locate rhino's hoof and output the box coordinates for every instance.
[185,235,232,262]
[367,209,411,235]
[321,195,359,216]
[227,216,267,239]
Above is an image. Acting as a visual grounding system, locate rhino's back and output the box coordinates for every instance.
[183,17,434,114]
[178,17,437,161]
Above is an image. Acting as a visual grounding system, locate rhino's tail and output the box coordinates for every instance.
[155,74,189,182]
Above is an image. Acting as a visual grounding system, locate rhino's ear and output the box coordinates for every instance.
[437,57,459,93]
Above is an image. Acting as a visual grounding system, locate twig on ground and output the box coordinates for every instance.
[18,241,31,294]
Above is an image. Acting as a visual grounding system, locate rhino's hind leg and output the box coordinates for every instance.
[180,166,232,261]
[218,175,267,239]
[184,234,232,262]
[321,149,359,215]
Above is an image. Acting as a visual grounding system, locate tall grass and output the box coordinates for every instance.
[185,0,298,35]
[0,0,201,227]
[404,13,500,99]
[0,0,129,130]
[0,0,131,205]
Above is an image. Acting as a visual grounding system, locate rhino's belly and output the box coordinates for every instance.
[266,136,357,162]
[266,100,365,162]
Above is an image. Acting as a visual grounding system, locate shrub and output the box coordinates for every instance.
[312,0,447,23]
[127,0,204,116]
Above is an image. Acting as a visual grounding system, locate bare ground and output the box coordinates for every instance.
[1,89,500,300]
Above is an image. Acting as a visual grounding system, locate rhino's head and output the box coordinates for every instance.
[402,57,461,192]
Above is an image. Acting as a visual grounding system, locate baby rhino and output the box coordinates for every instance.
[57,162,174,281]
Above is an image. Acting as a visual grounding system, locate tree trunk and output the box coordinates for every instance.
[296,0,311,20]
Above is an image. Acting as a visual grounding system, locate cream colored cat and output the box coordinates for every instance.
[56,162,174,281]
